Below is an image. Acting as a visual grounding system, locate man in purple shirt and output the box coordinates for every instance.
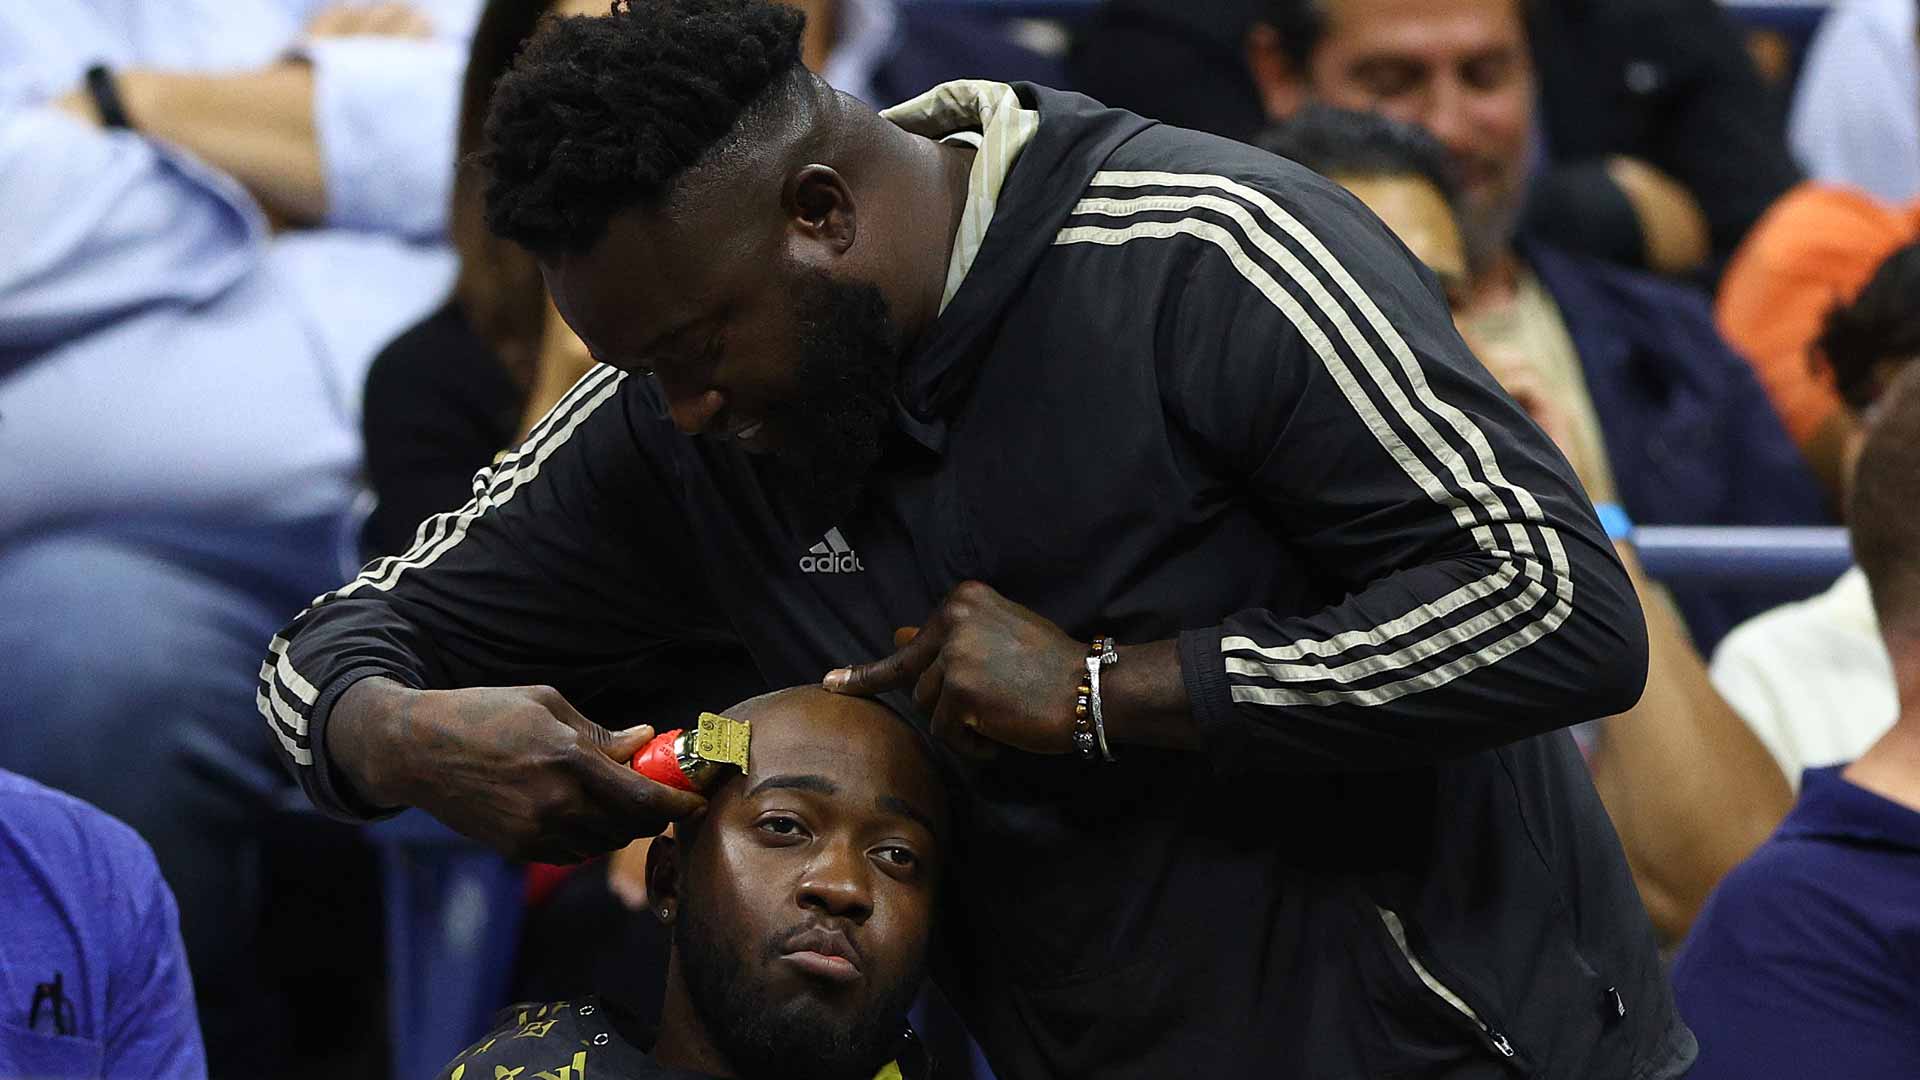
[0,769,205,1079]
[1673,363,1920,1078]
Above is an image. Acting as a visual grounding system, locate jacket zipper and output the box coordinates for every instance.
[1377,907,1519,1062]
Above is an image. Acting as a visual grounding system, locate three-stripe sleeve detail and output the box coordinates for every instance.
[1054,170,1573,708]
[256,365,630,764]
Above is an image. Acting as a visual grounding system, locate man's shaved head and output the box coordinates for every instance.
[647,686,949,1080]
[680,687,950,849]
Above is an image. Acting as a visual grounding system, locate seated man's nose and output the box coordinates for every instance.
[799,866,873,920]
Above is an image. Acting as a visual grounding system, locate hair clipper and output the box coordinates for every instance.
[631,711,751,792]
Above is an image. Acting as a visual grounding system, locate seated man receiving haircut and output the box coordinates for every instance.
[435,687,948,1080]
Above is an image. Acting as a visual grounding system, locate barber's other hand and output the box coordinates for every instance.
[363,682,705,862]
[824,581,1083,757]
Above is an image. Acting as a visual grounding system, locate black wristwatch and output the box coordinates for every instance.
[83,65,133,129]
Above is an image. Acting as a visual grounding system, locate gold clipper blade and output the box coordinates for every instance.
[690,711,751,771]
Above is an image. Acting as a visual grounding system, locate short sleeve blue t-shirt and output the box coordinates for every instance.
[1672,765,1920,1080]
[0,770,206,1079]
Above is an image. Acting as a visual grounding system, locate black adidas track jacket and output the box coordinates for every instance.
[261,84,1691,1079]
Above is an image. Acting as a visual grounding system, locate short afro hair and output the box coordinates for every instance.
[480,0,807,256]
[1817,240,1920,413]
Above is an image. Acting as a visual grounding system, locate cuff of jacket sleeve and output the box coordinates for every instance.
[1523,160,1645,269]
[305,665,416,823]
[1178,626,1260,775]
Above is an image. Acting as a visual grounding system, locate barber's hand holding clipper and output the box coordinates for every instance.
[331,679,707,864]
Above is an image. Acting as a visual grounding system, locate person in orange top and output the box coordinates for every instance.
[1717,183,1920,506]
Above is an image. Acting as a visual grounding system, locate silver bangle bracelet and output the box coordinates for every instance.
[1086,646,1117,763]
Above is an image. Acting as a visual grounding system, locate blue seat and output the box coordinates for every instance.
[368,810,526,1080]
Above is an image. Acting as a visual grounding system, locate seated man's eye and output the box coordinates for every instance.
[876,845,917,869]
[757,815,807,838]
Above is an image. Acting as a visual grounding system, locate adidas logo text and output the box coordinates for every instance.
[799,527,865,574]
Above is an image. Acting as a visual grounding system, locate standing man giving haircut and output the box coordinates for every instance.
[262,1,1687,1075]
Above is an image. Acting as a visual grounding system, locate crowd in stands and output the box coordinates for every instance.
[3,0,1919,1076]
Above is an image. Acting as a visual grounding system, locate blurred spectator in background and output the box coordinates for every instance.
[1243,0,1829,651]
[1717,186,1920,506]
[1672,362,1920,1080]
[1,768,205,1079]
[1789,0,1920,204]
[0,1,479,1072]
[1246,0,1798,279]
[363,0,618,559]
[1069,0,1268,141]
[1260,105,1793,942]
[1519,0,1798,279]
[1710,244,1920,791]
[822,0,1065,110]
[1081,0,1798,278]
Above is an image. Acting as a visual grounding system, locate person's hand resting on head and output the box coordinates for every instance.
[824,581,1198,760]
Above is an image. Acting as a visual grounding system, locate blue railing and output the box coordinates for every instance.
[1633,526,1851,587]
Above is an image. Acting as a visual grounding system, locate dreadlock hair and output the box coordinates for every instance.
[1816,240,1920,413]
[481,0,808,257]
[1254,104,1463,211]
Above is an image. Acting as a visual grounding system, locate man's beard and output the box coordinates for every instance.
[1459,151,1536,274]
[676,901,924,1080]
[1459,169,1529,277]
[763,269,902,529]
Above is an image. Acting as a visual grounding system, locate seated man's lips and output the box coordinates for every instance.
[780,927,863,983]
[782,951,862,983]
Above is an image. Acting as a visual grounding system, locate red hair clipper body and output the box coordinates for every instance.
[631,711,751,792]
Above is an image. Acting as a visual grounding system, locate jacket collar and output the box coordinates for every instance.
[882,80,1042,315]
[883,83,1155,454]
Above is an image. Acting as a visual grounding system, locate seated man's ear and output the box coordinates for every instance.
[646,831,681,926]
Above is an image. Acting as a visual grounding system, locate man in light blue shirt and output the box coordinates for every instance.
[0,1,478,1070]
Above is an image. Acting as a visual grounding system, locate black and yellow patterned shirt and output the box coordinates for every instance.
[434,998,924,1080]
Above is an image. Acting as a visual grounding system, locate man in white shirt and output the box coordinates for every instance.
[1710,569,1895,787]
